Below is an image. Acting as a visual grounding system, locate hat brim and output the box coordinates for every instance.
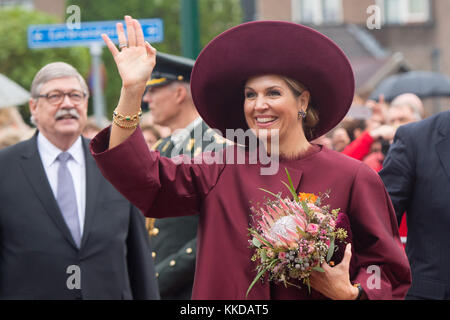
[190,21,355,141]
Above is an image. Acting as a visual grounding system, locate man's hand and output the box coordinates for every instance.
[369,125,396,142]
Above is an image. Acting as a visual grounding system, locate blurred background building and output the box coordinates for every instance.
[0,0,65,18]
[251,0,450,114]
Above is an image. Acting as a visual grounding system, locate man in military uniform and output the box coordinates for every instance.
[143,52,228,299]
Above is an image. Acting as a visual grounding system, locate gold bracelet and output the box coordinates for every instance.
[113,108,143,122]
[113,116,138,129]
[112,108,142,129]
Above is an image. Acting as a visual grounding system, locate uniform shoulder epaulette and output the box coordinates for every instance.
[151,138,164,151]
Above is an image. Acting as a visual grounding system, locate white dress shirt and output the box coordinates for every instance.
[37,133,86,235]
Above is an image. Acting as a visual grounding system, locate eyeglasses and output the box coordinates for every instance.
[36,90,87,105]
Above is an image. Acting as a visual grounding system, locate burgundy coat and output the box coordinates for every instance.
[90,127,411,300]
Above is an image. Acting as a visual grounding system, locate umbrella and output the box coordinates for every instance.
[0,73,30,108]
[369,71,450,102]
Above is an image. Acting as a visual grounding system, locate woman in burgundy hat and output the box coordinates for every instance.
[90,16,411,300]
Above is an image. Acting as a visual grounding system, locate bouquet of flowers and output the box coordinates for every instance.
[246,169,348,298]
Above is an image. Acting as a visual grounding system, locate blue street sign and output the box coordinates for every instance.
[28,18,163,48]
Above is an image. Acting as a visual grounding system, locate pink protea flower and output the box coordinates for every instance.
[259,199,308,249]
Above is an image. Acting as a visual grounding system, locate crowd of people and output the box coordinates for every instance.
[313,92,424,173]
[1,15,449,300]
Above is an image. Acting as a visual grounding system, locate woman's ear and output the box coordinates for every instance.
[298,90,310,112]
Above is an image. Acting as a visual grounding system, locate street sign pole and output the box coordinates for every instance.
[90,43,105,127]
[181,0,200,59]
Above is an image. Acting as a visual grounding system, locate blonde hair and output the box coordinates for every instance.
[281,76,319,140]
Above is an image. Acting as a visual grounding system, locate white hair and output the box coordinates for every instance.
[30,62,89,99]
[390,93,423,120]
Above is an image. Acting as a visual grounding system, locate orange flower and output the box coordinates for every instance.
[298,192,318,203]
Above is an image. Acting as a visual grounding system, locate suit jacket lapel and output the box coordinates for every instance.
[80,137,102,248]
[19,134,78,249]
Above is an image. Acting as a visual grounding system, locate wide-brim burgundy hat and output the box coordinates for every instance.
[190,20,355,141]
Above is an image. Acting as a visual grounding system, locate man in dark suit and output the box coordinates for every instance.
[0,62,159,299]
[143,52,227,299]
[380,110,450,300]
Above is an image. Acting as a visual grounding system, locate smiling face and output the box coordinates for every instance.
[30,77,88,147]
[244,74,310,146]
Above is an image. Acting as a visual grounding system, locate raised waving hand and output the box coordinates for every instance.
[102,16,156,89]
[102,16,157,149]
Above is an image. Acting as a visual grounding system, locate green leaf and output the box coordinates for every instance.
[246,259,278,299]
[249,229,273,249]
[284,168,299,202]
[305,277,311,295]
[252,237,262,248]
[259,188,281,199]
[246,267,268,299]
[326,236,335,262]
[282,181,298,202]
[312,266,325,272]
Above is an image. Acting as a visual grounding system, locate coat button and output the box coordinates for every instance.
[186,247,193,254]
[169,260,176,267]
[155,272,159,278]
[151,227,159,236]
[152,251,156,258]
